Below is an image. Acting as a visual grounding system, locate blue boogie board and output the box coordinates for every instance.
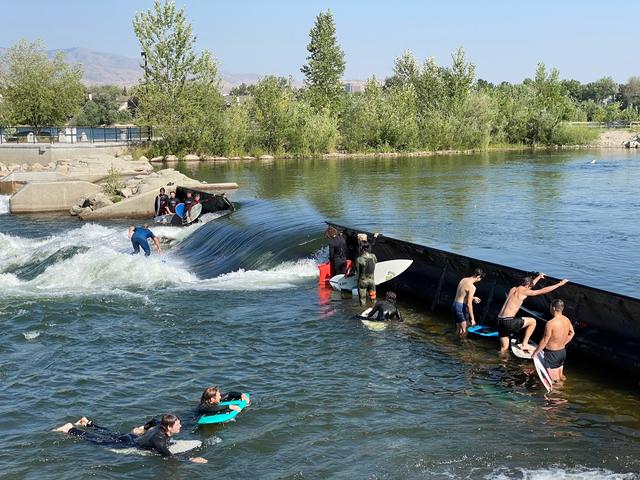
[468,325,498,337]
[175,203,185,217]
[197,394,250,425]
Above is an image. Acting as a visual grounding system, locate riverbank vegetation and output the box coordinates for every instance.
[1,0,639,155]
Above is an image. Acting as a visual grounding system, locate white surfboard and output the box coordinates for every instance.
[187,203,203,223]
[108,439,202,456]
[510,339,538,359]
[533,352,553,392]
[329,259,413,291]
[154,214,174,224]
[359,307,388,330]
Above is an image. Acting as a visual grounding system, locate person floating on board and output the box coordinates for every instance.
[154,187,168,216]
[356,233,379,307]
[366,291,402,321]
[496,272,568,355]
[326,226,348,275]
[532,299,575,383]
[165,190,178,215]
[452,268,485,335]
[128,224,161,256]
[197,386,251,415]
[53,414,207,463]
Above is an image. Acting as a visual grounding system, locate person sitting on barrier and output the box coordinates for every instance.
[53,414,207,463]
[128,224,161,256]
[366,291,402,321]
[496,272,568,354]
[326,226,348,275]
[356,234,379,307]
[532,299,575,382]
[165,191,178,215]
[452,268,485,335]
[182,192,193,223]
[197,386,251,415]
[154,188,168,217]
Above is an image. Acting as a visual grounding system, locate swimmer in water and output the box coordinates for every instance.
[197,386,251,415]
[54,414,207,463]
[366,291,402,321]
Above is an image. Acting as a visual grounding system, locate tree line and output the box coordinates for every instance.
[2,0,640,154]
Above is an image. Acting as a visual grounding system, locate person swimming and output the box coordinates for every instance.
[197,386,251,416]
[54,414,207,463]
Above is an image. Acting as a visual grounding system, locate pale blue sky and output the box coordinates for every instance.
[0,0,637,83]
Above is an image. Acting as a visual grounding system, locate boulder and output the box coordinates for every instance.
[150,156,164,163]
[183,154,200,161]
[165,155,178,161]
[47,161,57,170]
[119,187,133,198]
[87,192,114,210]
[138,155,149,162]
[30,163,45,172]
[242,156,256,160]
[259,155,274,160]
[70,205,92,216]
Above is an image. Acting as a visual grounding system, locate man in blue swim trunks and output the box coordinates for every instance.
[128,224,161,256]
[452,268,484,335]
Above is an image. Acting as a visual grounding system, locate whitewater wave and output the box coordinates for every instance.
[0,221,321,298]
[486,466,637,480]
[0,195,9,214]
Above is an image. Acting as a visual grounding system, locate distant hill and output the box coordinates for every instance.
[0,46,262,92]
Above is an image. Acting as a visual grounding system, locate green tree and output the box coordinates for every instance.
[249,76,296,154]
[301,10,346,115]
[621,76,640,108]
[583,77,618,104]
[0,39,84,130]
[133,0,222,153]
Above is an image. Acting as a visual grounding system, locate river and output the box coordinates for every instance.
[0,150,638,479]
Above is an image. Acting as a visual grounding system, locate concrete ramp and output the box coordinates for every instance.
[10,181,100,213]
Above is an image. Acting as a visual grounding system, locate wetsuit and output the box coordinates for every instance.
[197,391,243,415]
[356,250,378,307]
[367,300,402,321]
[496,316,525,338]
[167,197,178,214]
[154,194,168,216]
[183,197,193,222]
[130,225,156,256]
[542,348,566,369]
[329,234,348,275]
[452,302,470,324]
[67,419,186,459]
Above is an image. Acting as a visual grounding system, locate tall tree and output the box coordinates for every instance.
[0,39,84,131]
[301,10,346,116]
[133,0,222,153]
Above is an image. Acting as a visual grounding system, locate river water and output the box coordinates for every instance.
[1,150,639,479]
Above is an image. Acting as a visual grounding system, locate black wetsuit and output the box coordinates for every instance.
[197,391,243,415]
[183,197,193,220]
[329,235,348,274]
[367,300,402,322]
[134,425,174,457]
[67,419,169,455]
[167,197,178,214]
[154,194,168,216]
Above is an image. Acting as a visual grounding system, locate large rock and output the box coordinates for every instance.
[150,156,164,163]
[139,155,149,162]
[183,153,200,161]
[30,163,45,172]
[165,155,178,161]
[86,192,114,210]
[259,155,274,160]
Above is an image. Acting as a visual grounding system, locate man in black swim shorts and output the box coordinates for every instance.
[532,299,575,382]
[496,273,568,354]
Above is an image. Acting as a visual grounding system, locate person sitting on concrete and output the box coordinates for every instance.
[164,191,178,214]
[128,224,161,256]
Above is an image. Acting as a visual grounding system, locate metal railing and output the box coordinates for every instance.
[0,126,152,144]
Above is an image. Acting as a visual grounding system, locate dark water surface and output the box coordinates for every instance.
[1,150,639,479]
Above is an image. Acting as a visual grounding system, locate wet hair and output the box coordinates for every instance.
[159,187,165,193]
[325,226,337,238]
[472,268,485,279]
[551,299,565,312]
[161,414,179,428]
[521,275,534,287]
[142,223,149,228]
[200,386,221,405]
[385,291,397,303]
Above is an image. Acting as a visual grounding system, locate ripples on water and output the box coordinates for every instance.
[0,153,639,478]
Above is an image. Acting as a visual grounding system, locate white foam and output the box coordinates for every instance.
[487,467,636,480]
[23,331,41,340]
[0,195,10,214]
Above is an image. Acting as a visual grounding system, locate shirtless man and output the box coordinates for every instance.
[452,268,485,335]
[496,273,568,354]
[532,299,574,382]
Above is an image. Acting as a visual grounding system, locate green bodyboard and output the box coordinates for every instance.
[197,394,250,425]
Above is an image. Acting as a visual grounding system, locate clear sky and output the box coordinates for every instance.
[0,0,637,83]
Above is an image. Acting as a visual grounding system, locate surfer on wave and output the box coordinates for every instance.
[128,224,161,256]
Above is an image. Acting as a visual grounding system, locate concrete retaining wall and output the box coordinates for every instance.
[0,143,128,165]
[10,181,100,213]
